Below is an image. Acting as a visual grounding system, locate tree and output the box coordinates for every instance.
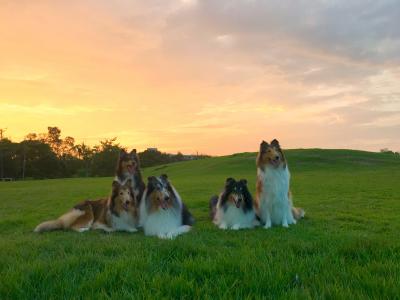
[0,138,18,179]
[176,151,184,161]
[25,133,37,141]
[17,140,61,179]
[45,126,63,156]
[61,136,76,157]
[380,148,394,154]
[91,138,123,177]
[0,127,208,179]
[74,143,93,177]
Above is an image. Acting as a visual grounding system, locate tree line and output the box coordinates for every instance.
[0,127,208,180]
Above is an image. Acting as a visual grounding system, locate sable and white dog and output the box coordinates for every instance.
[139,175,194,239]
[115,149,146,205]
[256,139,305,228]
[34,180,139,233]
[210,178,258,230]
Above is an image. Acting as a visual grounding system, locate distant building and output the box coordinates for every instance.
[183,155,195,160]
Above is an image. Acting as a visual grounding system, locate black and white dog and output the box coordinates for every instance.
[115,149,146,204]
[139,175,194,239]
[210,178,258,230]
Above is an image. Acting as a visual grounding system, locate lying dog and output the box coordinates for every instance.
[139,175,194,239]
[210,178,258,230]
[256,139,305,228]
[34,180,139,233]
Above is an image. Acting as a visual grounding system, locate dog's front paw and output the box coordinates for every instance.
[180,225,191,233]
[166,231,177,240]
[158,233,168,239]
[232,224,241,230]
[219,223,228,230]
[264,219,272,229]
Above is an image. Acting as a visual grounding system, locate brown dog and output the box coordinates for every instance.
[255,139,305,228]
[34,180,139,233]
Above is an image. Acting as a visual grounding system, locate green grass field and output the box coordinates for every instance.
[1,149,399,299]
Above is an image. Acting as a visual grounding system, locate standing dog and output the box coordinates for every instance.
[115,149,146,204]
[139,175,194,239]
[34,180,139,233]
[210,178,258,230]
[256,139,305,228]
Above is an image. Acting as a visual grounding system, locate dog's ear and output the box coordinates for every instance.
[119,149,128,158]
[109,181,121,216]
[146,177,156,193]
[112,180,120,190]
[111,180,121,199]
[239,179,248,185]
[260,140,269,152]
[124,178,132,188]
[225,177,235,187]
[271,139,280,148]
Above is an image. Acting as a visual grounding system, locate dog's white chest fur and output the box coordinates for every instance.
[139,182,192,239]
[111,211,137,232]
[259,166,290,198]
[258,166,295,227]
[215,204,256,230]
[141,208,191,239]
[143,209,181,235]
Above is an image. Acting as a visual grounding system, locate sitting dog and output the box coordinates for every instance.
[34,180,139,233]
[115,149,146,204]
[210,178,258,230]
[139,175,194,239]
[256,139,305,228]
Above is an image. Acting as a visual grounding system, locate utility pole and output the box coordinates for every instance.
[22,145,26,180]
[0,128,6,140]
[0,146,2,180]
[0,128,6,179]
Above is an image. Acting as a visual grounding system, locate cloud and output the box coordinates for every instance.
[0,103,114,116]
[0,0,399,153]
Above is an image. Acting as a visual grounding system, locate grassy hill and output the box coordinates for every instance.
[1,149,399,299]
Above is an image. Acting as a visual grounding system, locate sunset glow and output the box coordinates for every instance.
[1,1,399,155]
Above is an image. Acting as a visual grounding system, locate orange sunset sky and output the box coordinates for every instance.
[1,1,399,155]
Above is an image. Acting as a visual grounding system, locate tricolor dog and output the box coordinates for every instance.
[139,175,194,239]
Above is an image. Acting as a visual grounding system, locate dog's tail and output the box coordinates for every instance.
[292,207,305,220]
[209,195,219,220]
[34,219,64,233]
[181,203,195,226]
[34,208,86,233]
